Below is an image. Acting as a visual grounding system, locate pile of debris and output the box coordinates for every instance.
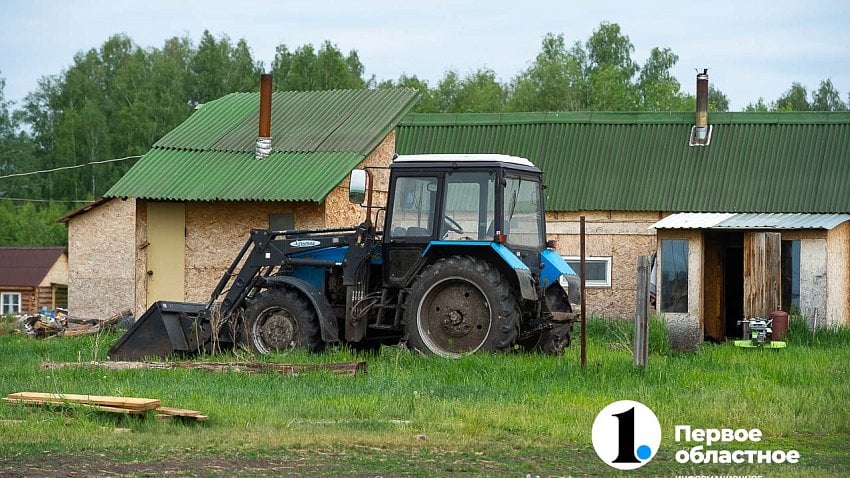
[19,309,133,339]
[3,392,207,421]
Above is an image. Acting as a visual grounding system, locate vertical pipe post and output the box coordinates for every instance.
[580,215,587,370]
[693,69,710,145]
[258,74,272,137]
[255,73,273,160]
[635,255,650,367]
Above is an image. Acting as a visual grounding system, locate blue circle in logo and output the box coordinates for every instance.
[636,445,652,460]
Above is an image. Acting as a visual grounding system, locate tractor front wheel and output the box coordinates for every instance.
[406,256,519,358]
[242,288,323,354]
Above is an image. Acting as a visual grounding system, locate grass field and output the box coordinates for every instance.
[0,315,848,477]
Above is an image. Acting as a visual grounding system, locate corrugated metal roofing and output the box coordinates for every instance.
[651,213,850,230]
[396,112,850,213]
[155,89,419,155]
[107,89,419,202]
[651,213,736,229]
[107,149,363,202]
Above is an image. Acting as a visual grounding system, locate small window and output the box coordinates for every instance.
[1,292,21,315]
[269,213,295,231]
[561,257,612,288]
[661,239,689,313]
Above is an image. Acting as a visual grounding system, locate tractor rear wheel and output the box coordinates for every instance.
[242,288,323,354]
[406,256,519,358]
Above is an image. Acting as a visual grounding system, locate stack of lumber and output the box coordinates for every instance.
[41,359,367,376]
[3,392,207,421]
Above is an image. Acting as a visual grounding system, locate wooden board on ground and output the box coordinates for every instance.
[2,397,146,415]
[4,392,207,421]
[41,360,367,376]
[5,392,160,411]
[156,406,208,421]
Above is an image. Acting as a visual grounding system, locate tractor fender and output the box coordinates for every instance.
[421,242,536,301]
[261,276,339,343]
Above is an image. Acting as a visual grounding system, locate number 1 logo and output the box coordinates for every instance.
[592,400,662,470]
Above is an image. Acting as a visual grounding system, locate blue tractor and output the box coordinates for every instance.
[109,154,580,359]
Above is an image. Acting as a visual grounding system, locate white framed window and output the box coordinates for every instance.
[561,256,612,288]
[1,292,22,315]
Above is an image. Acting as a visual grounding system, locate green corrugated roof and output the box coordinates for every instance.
[397,112,850,213]
[107,88,419,202]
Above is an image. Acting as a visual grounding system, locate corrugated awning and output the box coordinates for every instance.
[651,213,850,230]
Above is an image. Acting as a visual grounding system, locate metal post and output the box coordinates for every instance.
[580,215,587,370]
[634,255,650,367]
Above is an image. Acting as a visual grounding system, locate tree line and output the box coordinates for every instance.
[0,22,847,246]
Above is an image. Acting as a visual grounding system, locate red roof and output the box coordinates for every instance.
[0,247,66,287]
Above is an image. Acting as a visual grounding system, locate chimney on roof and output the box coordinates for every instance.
[690,69,712,146]
[255,73,273,160]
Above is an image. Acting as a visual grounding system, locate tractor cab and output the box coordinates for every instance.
[380,154,546,286]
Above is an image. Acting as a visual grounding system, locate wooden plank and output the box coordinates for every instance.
[2,398,146,415]
[744,232,782,319]
[41,360,368,376]
[155,406,202,417]
[156,406,208,421]
[6,392,159,411]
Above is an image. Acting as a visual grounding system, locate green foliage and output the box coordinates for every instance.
[508,33,588,111]
[190,31,263,103]
[0,199,70,246]
[811,79,848,111]
[745,79,848,112]
[271,41,366,91]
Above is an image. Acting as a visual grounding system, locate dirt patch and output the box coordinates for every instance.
[0,448,543,477]
[0,454,332,477]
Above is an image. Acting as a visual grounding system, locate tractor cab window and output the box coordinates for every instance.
[441,171,495,240]
[503,176,543,249]
[389,176,438,238]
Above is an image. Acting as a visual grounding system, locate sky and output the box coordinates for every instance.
[1,0,849,112]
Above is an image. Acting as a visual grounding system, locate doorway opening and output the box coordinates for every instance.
[703,231,744,341]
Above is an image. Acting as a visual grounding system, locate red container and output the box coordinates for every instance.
[770,310,789,341]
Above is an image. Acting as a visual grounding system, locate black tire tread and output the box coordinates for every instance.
[243,288,323,354]
[405,255,520,356]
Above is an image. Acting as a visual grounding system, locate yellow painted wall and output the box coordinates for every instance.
[146,202,185,306]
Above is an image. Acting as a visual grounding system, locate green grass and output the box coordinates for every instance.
[0,317,848,476]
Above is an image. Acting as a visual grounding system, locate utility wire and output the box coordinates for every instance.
[1,197,94,203]
[0,155,142,180]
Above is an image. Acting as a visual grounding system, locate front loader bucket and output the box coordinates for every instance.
[108,301,209,360]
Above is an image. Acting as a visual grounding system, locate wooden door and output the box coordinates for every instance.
[146,202,185,307]
[743,232,781,319]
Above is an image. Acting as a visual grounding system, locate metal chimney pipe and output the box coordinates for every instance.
[256,73,273,160]
[694,69,709,142]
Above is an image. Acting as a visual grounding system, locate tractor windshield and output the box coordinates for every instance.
[440,171,496,240]
[503,176,544,249]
